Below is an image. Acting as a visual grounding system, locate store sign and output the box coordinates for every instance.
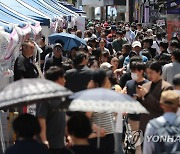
[156,19,166,26]
[167,0,180,14]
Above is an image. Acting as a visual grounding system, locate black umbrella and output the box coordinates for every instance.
[0,79,73,109]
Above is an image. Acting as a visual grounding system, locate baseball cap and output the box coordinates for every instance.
[111,25,117,31]
[160,90,180,106]
[147,29,153,33]
[103,22,109,27]
[132,41,142,48]
[53,43,62,49]
[100,62,112,70]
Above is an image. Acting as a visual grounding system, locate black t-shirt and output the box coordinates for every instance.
[14,55,39,81]
[36,100,66,149]
[119,72,132,89]
[70,145,103,154]
[44,56,63,72]
[126,79,149,121]
[5,139,49,154]
[40,45,53,61]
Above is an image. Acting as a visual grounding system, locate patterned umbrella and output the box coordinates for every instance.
[69,88,148,113]
[0,78,72,109]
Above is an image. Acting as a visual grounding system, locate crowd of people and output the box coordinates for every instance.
[7,20,180,154]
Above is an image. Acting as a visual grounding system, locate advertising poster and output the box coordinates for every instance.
[167,19,180,41]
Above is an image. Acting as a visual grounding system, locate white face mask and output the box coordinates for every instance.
[71,32,76,35]
[131,72,139,81]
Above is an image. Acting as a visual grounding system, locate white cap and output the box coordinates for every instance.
[132,41,142,48]
[147,29,153,33]
[100,62,112,70]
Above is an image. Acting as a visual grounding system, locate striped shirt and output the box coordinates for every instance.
[91,112,115,135]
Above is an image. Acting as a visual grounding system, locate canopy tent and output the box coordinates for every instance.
[42,0,79,28]
[18,0,66,33]
[17,0,60,19]
[0,1,50,26]
[0,12,31,46]
[42,0,79,17]
[0,5,42,41]
[59,2,86,14]
[0,21,19,61]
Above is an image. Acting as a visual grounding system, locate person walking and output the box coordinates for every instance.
[36,66,68,154]
[5,114,49,154]
[162,48,180,84]
[137,61,173,132]
[143,90,180,154]
[65,52,93,92]
[43,43,66,72]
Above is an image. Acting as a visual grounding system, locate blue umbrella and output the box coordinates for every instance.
[48,32,86,51]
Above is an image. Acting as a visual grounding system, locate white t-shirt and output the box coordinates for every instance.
[152,40,161,54]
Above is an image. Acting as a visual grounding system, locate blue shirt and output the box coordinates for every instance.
[143,112,178,154]
[123,54,148,66]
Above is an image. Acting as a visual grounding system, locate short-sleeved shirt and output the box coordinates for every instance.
[126,79,149,121]
[14,55,39,81]
[112,38,127,52]
[36,100,66,149]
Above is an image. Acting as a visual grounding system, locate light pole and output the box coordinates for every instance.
[125,0,129,22]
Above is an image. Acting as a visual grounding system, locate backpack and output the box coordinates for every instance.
[149,116,180,154]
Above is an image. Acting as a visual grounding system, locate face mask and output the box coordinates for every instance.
[131,72,139,81]
[71,32,76,35]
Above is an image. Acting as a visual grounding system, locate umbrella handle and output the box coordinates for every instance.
[97,127,100,149]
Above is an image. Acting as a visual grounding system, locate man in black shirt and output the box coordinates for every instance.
[65,52,93,92]
[14,40,39,81]
[39,35,53,71]
[43,43,66,72]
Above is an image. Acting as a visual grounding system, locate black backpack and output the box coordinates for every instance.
[149,116,180,154]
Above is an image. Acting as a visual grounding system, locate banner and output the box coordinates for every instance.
[167,20,180,41]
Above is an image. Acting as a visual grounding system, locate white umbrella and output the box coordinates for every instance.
[69,88,148,113]
[0,78,72,109]
[69,88,148,149]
